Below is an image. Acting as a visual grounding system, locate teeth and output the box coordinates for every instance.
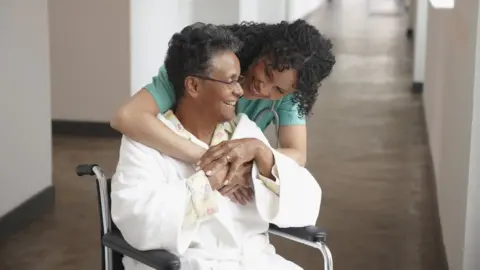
[224,101,236,106]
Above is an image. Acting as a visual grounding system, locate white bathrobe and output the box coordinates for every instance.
[110,113,322,270]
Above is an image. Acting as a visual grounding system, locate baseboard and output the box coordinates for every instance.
[0,186,55,243]
[412,82,424,94]
[52,120,121,137]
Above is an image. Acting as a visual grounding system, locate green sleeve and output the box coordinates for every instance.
[277,94,306,126]
[143,65,177,113]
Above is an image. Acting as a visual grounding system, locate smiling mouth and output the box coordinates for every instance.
[223,101,236,107]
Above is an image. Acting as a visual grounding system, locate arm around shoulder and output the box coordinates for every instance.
[110,89,161,138]
[110,89,205,163]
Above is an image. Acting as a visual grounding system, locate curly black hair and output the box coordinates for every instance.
[224,19,335,117]
[164,23,243,99]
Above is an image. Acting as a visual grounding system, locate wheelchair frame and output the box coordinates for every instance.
[76,164,333,270]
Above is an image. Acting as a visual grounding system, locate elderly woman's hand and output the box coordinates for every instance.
[206,165,229,190]
[218,162,254,204]
[227,187,254,205]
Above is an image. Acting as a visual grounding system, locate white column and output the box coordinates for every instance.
[129,0,188,95]
[413,0,428,87]
[286,0,323,21]
[257,0,287,23]
[240,0,259,22]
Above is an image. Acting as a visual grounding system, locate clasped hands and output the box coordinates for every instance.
[197,138,262,205]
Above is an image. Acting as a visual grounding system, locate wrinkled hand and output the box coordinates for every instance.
[218,162,254,204]
[199,138,261,183]
[227,187,254,205]
[206,165,228,191]
[219,162,253,189]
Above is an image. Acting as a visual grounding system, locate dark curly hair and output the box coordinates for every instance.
[164,23,243,99]
[223,19,335,117]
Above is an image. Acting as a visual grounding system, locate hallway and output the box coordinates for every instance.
[0,1,446,269]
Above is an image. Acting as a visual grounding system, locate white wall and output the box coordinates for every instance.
[50,0,321,121]
[130,0,191,95]
[257,0,287,23]
[49,0,130,122]
[287,0,323,20]
[462,7,480,269]
[240,0,259,22]
[240,0,288,23]
[423,0,480,269]
[0,0,52,216]
[192,0,240,24]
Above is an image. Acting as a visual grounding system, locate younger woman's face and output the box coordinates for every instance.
[242,57,297,100]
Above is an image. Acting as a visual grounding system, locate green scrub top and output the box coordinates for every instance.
[144,66,306,131]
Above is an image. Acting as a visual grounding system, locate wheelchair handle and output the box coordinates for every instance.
[76,164,99,176]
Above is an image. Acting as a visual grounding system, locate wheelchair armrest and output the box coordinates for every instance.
[102,231,181,270]
[268,224,327,243]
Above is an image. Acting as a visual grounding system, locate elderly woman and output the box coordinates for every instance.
[110,20,335,204]
[110,23,322,270]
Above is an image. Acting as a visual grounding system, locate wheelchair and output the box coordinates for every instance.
[76,164,333,270]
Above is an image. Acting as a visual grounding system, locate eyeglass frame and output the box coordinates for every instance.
[188,74,246,87]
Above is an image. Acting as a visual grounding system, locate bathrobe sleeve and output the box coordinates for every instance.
[251,150,322,228]
[231,114,321,228]
[110,136,218,255]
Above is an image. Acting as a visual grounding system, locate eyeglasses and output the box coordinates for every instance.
[190,74,245,86]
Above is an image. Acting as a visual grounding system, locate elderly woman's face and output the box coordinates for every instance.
[192,51,243,123]
[242,57,297,100]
